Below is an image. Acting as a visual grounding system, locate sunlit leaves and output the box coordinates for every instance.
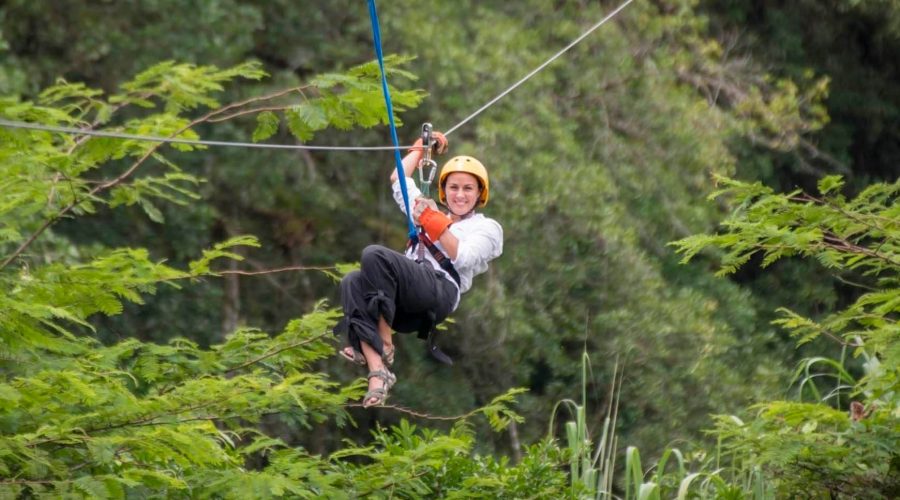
[38,79,109,121]
[114,60,266,114]
[279,56,425,141]
[678,175,899,495]
[710,401,897,496]
[327,421,569,499]
[189,235,260,275]
[109,172,203,223]
[252,111,279,142]
[480,387,528,431]
[672,175,900,277]
[817,174,844,195]
[0,57,560,497]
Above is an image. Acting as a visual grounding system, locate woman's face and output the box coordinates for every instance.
[443,172,481,216]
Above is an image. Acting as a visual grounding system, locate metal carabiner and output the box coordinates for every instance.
[418,158,437,198]
[421,122,433,158]
[417,122,438,197]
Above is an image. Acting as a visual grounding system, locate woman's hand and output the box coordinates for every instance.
[432,131,449,154]
[408,131,449,155]
[412,197,438,225]
[394,131,448,183]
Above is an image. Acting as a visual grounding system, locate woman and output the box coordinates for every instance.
[334,131,503,407]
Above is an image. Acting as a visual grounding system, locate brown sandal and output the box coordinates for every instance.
[362,369,396,408]
[339,346,366,366]
[340,345,395,367]
[382,345,395,367]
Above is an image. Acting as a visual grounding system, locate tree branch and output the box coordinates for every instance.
[26,398,233,447]
[201,85,310,123]
[65,92,155,154]
[0,479,61,485]
[833,275,878,292]
[215,265,337,276]
[206,105,298,123]
[344,402,483,422]
[0,84,312,271]
[822,235,899,267]
[798,138,851,175]
[224,331,330,374]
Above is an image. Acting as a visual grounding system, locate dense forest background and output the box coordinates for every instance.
[1,0,897,497]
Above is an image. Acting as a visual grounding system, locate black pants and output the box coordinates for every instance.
[334,245,457,357]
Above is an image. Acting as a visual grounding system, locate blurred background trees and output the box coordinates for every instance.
[1,0,896,495]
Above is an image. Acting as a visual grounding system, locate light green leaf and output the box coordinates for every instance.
[295,102,329,131]
[253,111,279,142]
[817,175,844,195]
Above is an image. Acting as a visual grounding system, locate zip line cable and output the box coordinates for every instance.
[0,0,635,150]
[444,0,635,137]
[0,119,406,151]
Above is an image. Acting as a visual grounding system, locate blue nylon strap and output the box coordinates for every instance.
[367,0,418,240]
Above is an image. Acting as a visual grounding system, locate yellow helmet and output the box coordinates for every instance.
[438,156,490,207]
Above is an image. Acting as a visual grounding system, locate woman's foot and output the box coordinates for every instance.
[363,368,396,407]
[341,345,395,367]
[382,344,395,367]
[340,346,367,366]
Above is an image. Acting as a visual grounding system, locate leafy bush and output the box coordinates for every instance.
[672,175,900,497]
[0,60,570,498]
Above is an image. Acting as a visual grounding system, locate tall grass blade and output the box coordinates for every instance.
[566,420,580,481]
[638,482,660,500]
[555,351,624,499]
[625,446,643,500]
[676,472,702,499]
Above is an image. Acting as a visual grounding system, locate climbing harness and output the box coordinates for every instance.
[409,229,459,366]
[414,232,461,288]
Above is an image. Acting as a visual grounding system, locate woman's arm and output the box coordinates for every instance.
[436,229,459,260]
[426,216,503,264]
[389,132,448,184]
[389,147,422,183]
[448,220,504,268]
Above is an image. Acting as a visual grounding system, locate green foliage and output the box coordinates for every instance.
[0,301,356,497]
[310,421,567,499]
[4,1,895,496]
[672,175,900,395]
[703,0,900,183]
[673,175,899,277]
[4,0,816,463]
[549,353,619,498]
[1,0,265,92]
[673,176,900,496]
[711,402,899,497]
[116,60,267,113]
[249,55,424,142]
[0,59,575,497]
[551,353,775,499]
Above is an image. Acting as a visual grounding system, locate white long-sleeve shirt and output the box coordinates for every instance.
[392,177,503,310]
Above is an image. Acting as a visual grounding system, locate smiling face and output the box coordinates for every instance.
[442,172,482,217]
